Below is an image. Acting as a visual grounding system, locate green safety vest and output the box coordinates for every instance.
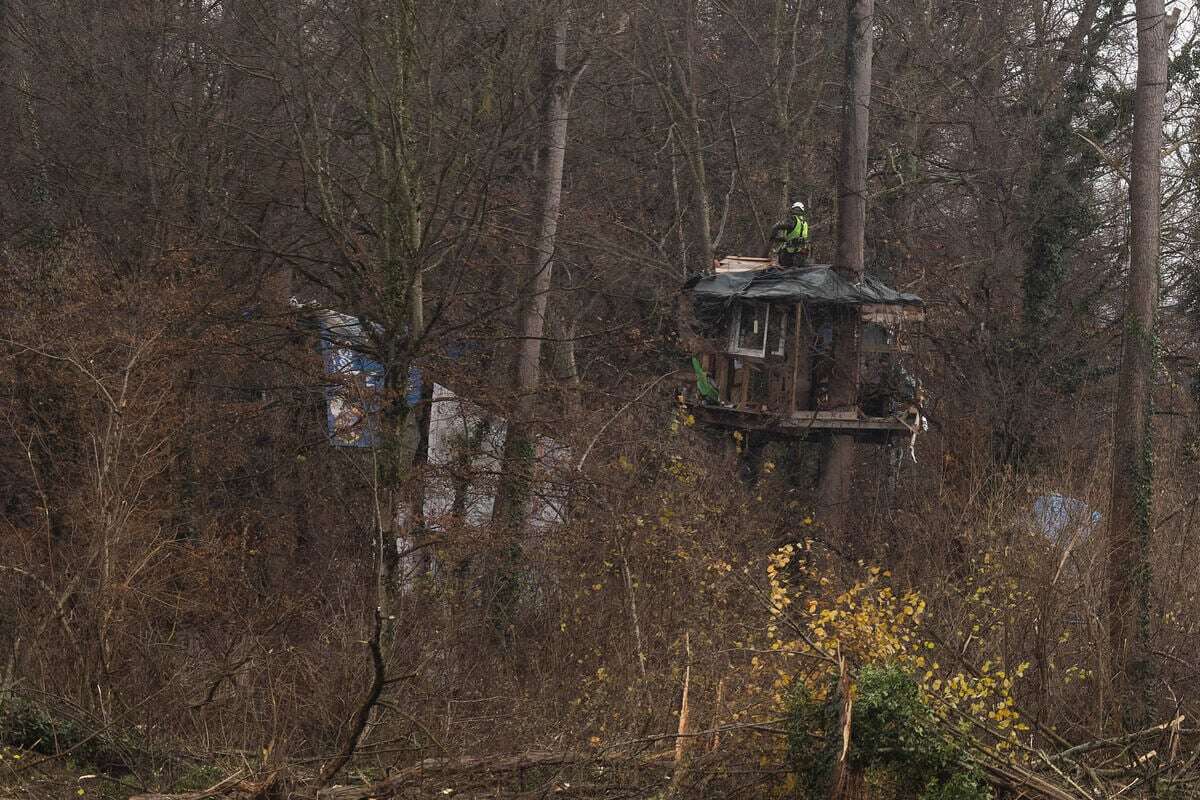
[783,215,809,252]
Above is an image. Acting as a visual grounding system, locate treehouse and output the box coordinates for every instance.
[684,257,924,442]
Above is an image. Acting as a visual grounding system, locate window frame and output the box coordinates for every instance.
[728,302,786,358]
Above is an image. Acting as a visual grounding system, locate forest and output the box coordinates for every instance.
[2,0,1199,798]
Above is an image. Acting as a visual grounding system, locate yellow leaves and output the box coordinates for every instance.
[761,553,1034,765]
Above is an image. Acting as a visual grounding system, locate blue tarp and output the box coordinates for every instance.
[1033,494,1100,545]
[317,310,420,447]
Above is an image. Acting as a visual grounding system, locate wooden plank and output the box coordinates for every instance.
[769,364,786,413]
[792,303,812,412]
[786,306,798,414]
[861,304,925,323]
[688,404,908,440]
[781,416,906,432]
[716,256,772,273]
[792,410,860,421]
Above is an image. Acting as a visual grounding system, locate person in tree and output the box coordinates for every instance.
[769,201,810,267]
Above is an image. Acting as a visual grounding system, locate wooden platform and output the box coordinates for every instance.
[689,403,909,442]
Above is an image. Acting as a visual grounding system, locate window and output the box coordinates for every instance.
[767,306,787,357]
[730,302,786,358]
[731,303,768,356]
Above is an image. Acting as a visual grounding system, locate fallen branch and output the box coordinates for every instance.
[128,770,246,800]
[1050,715,1187,762]
[315,608,387,791]
[316,750,674,800]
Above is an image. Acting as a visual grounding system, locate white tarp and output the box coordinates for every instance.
[423,383,569,530]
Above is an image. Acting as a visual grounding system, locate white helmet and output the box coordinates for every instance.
[790,201,806,213]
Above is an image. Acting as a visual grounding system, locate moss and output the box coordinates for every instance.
[786,665,990,800]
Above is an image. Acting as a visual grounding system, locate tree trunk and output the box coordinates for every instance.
[369,0,425,650]
[650,0,714,274]
[1108,0,1172,730]
[490,9,580,622]
[817,0,873,532]
[682,0,714,271]
[548,311,582,420]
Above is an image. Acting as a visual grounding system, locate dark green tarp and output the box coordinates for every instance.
[687,265,923,307]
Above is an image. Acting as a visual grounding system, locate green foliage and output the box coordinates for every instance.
[922,770,992,800]
[786,665,991,800]
[853,665,952,781]
[1168,38,1200,88]
[785,680,837,794]
[170,763,225,792]
[1022,0,1124,338]
[0,696,143,775]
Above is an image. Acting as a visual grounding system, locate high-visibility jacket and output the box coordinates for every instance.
[782,214,809,252]
[772,214,810,253]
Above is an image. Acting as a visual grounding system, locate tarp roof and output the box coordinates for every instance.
[687,265,923,307]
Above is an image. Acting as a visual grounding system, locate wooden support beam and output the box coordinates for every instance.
[714,353,729,400]
[791,303,811,413]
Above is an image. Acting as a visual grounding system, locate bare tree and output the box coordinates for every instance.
[1107,0,1176,729]
[260,0,507,645]
[491,5,587,622]
[817,0,873,533]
